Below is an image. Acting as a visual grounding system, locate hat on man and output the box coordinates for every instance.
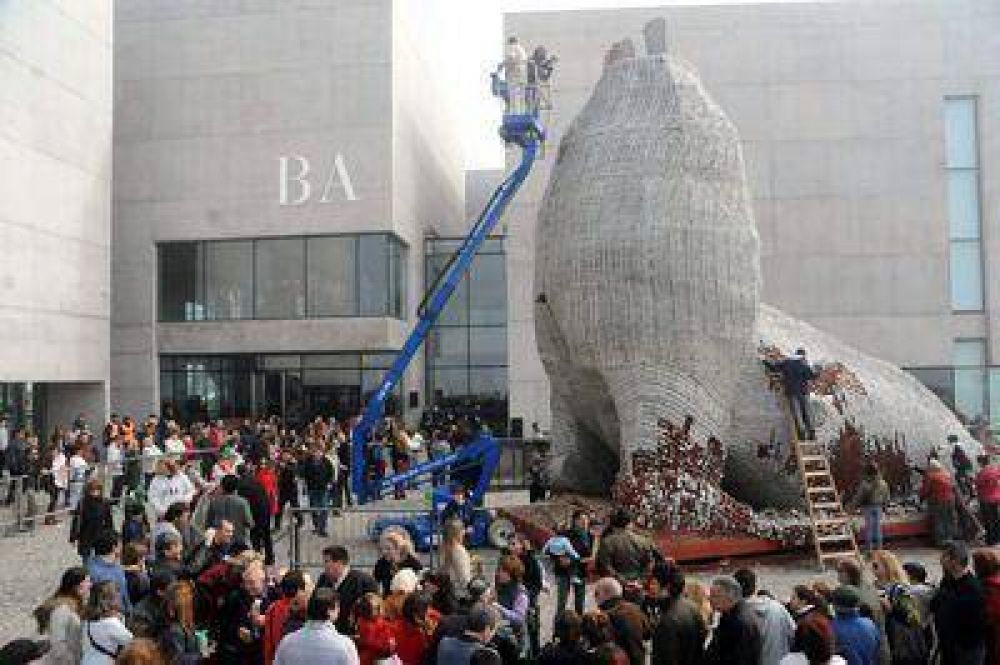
[0,639,50,664]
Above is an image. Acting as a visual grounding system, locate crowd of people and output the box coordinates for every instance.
[0,411,999,665]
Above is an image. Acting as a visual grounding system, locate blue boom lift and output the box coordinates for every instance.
[350,58,548,552]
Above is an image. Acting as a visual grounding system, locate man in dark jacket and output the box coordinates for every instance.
[316,545,378,635]
[594,576,650,665]
[299,445,334,537]
[237,464,274,565]
[651,564,707,665]
[931,540,987,665]
[595,509,660,588]
[705,575,762,665]
[764,348,817,439]
[206,474,254,542]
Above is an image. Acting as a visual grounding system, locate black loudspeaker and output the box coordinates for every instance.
[408,391,419,408]
[510,417,524,438]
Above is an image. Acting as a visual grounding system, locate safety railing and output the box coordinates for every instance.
[0,448,220,536]
[286,504,439,571]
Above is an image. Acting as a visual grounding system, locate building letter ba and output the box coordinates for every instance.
[279,153,359,205]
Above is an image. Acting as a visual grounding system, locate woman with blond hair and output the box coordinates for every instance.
[871,550,927,665]
[373,527,423,595]
[439,518,473,593]
[682,579,713,627]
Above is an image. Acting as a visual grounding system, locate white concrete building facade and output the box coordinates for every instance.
[0,2,113,433]
[112,0,469,426]
[504,0,1000,438]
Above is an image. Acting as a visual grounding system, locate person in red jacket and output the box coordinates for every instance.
[255,460,280,519]
[354,592,396,665]
[392,591,435,665]
[263,569,307,665]
[919,459,957,546]
[975,454,1000,545]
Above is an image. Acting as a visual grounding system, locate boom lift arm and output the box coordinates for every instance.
[350,80,546,507]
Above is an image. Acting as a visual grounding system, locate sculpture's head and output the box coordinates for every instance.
[536,19,760,372]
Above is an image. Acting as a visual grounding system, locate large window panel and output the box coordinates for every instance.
[950,242,984,311]
[204,241,253,319]
[359,235,389,316]
[389,238,406,319]
[426,253,468,325]
[953,339,987,367]
[307,236,357,316]
[255,238,305,319]
[470,327,507,366]
[469,253,507,325]
[158,243,204,321]
[470,367,507,399]
[427,327,469,367]
[430,368,469,402]
[947,170,981,240]
[955,368,987,421]
[991,369,1000,432]
[945,98,978,168]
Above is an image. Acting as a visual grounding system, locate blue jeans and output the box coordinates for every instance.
[308,489,328,534]
[862,505,882,551]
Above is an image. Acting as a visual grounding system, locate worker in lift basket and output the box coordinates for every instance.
[502,35,528,115]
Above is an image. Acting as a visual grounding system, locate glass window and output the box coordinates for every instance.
[470,367,508,401]
[906,368,956,410]
[307,236,357,316]
[990,369,1000,432]
[426,253,468,325]
[363,352,398,369]
[950,242,984,311]
[262,355,300,370]
[945,98,978,169]
[302,354,360,369]
[427,327,469,367]
[303,369,361,387]
[204,241,253,319]
[469,253,507,325]
[947,170,981,240]
[955,368,987,422]
[953,339,986,367]
[430,368,469,402]
[255,238,305,319]
[359,235,389,316]
[389,238,406,319]
[470,327,507,366]
[158,243,204,321]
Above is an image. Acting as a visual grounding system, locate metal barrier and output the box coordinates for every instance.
[286,504,439,571]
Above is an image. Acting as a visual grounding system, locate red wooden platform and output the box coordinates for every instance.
[499,507,930,564]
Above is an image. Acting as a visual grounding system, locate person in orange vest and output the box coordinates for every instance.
[919,459,957,546]
[975,454,1000,546]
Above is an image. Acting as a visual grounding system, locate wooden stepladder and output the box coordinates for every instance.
[779,389,861,570]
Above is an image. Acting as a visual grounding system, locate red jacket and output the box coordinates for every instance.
[263,597,291,665]
[356,617,396,665]
[920,469,955,504]
[976,465,1000,504]
[256,468,279,515]
[391,619,431,665]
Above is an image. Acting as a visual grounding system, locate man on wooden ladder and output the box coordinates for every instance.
[766,348,818,440]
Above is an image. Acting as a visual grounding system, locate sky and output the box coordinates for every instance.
[437,0,822,169]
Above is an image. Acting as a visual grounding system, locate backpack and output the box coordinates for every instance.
[884,585,928,665]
